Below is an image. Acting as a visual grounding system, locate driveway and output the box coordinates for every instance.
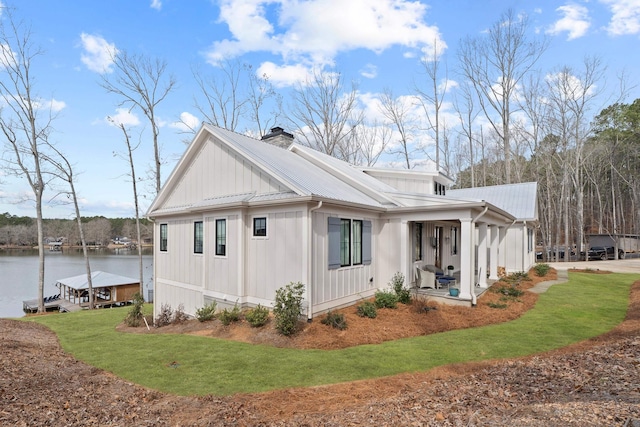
[547,258,640,274]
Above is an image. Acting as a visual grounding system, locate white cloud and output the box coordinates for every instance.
[150,0,162,10]
[80,33,117,73]
[600,0,640,35]
[39,98,66,112]
[170,112,200,132]
[546,3,591,40]
[107,108,140,127]
[207,0,445,85]
[360,64,377,79]
[256,61,314,87]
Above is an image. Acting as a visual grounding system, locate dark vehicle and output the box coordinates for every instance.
[582,246,625,260]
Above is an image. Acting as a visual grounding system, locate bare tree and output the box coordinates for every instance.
[244,64,282,137]
[379,88,418,169]
[287,70,362,161]
[458,9,548,184]
[0,8,55,312]
[43,146,94,308]
[110,118,144,295]
[101,51,176,195]
[453,82,480,186]
[192,59,246,132]
[415,38,449,171]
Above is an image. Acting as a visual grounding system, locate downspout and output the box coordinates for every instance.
[470,206,488,306]
[307,201,323,321]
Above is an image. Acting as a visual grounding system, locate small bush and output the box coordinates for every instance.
[390,272,411,305]
[534,263,550,277]
[195,301,217,322]
[321,311,348,330]
[124,292,145,327]
[273,282,305,336]
[219,304,241,326]
[501,271,530,284]
[245,304,269,327]
[374,290,398,309]
[155,303,173,327]
[412,295,436,314]
[173,304,190,324]
[356,301,377,318]
[488,301,508,309]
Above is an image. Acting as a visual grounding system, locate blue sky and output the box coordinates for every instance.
[0,0,638,219]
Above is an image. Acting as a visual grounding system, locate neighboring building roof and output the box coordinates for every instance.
[448,182,538,221]
[55,271,139,290]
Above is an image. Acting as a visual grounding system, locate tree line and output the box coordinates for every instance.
[0,213,152,247]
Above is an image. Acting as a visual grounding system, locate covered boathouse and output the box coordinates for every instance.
[23,271,140,313]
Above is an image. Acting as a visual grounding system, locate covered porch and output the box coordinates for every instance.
[381,200,515,306]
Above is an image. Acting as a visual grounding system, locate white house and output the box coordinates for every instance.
[146,124,538,320]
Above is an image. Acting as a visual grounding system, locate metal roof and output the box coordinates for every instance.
[204,125,391,208]
[55,271,139,290]
[448,182,538,220]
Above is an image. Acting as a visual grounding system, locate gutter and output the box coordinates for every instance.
[306,201,323,321]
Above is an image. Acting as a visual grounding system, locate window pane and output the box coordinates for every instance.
[216,219,226,256]
[253,217,267,237]
[451,227,458,255]
[415,223,423,261]
[353,220,363,265]
[160,224,168,252]
[194,221,203,254]
[340,219,350,266]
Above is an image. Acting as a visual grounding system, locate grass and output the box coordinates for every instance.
[27,271,638,396]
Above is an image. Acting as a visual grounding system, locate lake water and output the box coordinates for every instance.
[0,248,153,318]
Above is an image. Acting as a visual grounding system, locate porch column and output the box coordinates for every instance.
[477,223,488,288]
[459,218,474,300]
[400,220,410,287]
[489,226,499,280]
[499,226,507,274]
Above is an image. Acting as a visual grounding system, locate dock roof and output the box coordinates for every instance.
[55,271,139,290]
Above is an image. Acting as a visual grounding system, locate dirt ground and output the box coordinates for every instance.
[3,268,640,426]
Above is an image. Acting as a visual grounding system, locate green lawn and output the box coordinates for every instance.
[28,272,638,396]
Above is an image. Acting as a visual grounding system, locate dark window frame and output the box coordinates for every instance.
[159,223,168,252]
[451,226,458,255]
[194,221,204,254]
[215,219,226,256]
[352,219,363,265]
[253,217,267,237]
[415,222,423,261]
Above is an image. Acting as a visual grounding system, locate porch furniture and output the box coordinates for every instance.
[424,264,456,287]
[416,267,436,288]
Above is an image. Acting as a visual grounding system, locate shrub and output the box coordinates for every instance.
[374,290,398,309]
[245,304,269,327]
[488,301,508,309]
[501,271,530,284]
[195,301,217,322]
[356,301,377,318]
[155,303,173,327]
[219,304,241,326]
[173,303,190,324]
[534,263,550,277]
[412,295,436,314]
[124,292,145,327]
[273,282,305,336]
[321,311,348,330]
[390,272,411,305]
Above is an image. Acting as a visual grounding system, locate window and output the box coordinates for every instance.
[159,224,168,252]
[194,221,203,254]
[352,220,363,265]
[340,219,351,267]
[328,217,371,269]
[253,217,267,237]
[451,227,458,255]
[215,219,226,256]
[434,182,446,196]
[527,228,533,252]
[414,223,423,261]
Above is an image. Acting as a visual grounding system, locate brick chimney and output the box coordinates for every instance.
[261,126,294,148]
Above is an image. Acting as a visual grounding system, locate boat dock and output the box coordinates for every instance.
[22,294,82,313]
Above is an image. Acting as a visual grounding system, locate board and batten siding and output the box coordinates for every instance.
[205,214,239,296]
[245,210,304,302]
[155,218,204,286]
[311,210,377,313]
[162,136,289,208]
